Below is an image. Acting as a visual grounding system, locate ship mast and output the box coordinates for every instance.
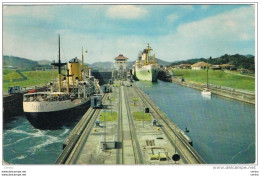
[206,57,211,89]
[51,35,66,92]
[64,69,73,93]
[152,54,156,64]
[81,47,88,80]
[81,47,84,81]
[145,43,153,65]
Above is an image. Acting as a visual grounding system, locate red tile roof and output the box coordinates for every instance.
[191,62,211,67]
[114,54,128,60]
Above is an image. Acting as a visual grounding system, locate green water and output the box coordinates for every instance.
[136,80,255,164]
[3,115,80,164]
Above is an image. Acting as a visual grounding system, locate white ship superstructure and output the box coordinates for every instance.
[133,44,159,82]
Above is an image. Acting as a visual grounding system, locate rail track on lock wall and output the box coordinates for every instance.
[123,86,144,164]
[116,85,123,164]
[55,93,108,164]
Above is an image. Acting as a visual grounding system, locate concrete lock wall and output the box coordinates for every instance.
[91,71,112,85]
[3,86,49,119]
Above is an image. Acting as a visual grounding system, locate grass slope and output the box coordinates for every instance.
[173,69,255,92]
[3,69,16,75]
[4,72,23,80]
[3,70,56,91]
[3,55,38,70]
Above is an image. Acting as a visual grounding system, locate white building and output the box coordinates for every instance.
[191,62,210,70]
[114,54,128,70]
[114,54,128,80]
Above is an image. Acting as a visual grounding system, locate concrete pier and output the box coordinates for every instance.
[56,80,205,165]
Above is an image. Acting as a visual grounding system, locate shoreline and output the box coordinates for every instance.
[164,76,255,104]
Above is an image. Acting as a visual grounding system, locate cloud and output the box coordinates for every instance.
[156,6,255,60]
[201,5,210,10]
[3,5,255,63]
[3,5,55,19]
[177,6,254,41]
[3,30,58,61]
[106,5,148,19]
[179,5,194,10]
[3,26,147,63]
[167,14,179,23]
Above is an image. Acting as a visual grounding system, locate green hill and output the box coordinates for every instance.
[209,54,254,70]
[170,58,206,66]
[38,60,52,65]
[3,56,54,70]
[3,55,38,70]
[89,61,114,71]
[3,55,172,71]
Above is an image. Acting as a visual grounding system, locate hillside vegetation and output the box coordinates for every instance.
[3,55,38,70]
[170,54,255,71]
[3,54,255,92]
[3,55,172,71]
[3,69,16,75]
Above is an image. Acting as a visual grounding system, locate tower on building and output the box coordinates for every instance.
[114,54,128,70]
[113,54,128,80]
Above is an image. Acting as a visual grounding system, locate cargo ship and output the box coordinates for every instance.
[132,44,159,82]
[23,35,100,129]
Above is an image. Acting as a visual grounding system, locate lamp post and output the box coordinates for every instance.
[104,110,106,150]
[143,107,149,128]
[172,123,180,164]
[143,106,144,128]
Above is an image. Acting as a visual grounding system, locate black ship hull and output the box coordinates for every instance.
[25,101,90,130]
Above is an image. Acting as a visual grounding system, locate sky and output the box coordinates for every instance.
[3,4,255,64]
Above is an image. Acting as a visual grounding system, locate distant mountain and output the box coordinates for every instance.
[3,56,55,70]
[209,54,254,70]
[3,55,38,70]
[3,55,174,71]
[88,58,171,71]
[156,58,172,66]
[245,54,254,58]
[170,58,206,66]
[88,62,115,71]
[37,60,52,66]
[7,54,253,71]
[126,61,135,69]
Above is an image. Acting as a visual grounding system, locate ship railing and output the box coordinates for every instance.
[23,93,71,102]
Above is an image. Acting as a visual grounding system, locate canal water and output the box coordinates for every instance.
[3,80,255,164]
[136,80,255,164]
[3,115,81,164]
